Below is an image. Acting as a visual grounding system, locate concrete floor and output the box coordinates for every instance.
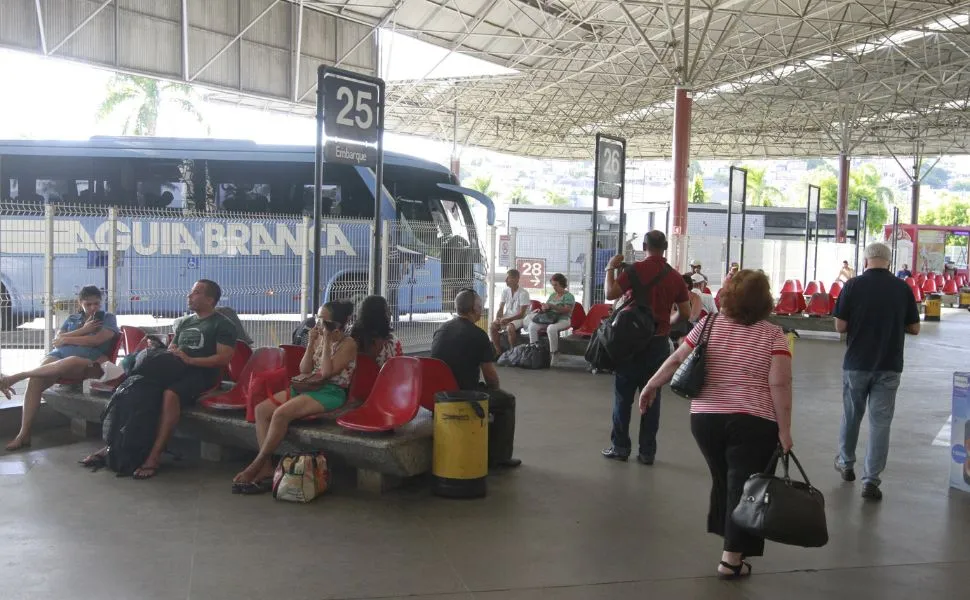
[1,312,969,600]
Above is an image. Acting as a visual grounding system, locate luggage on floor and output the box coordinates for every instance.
[101,375,165,476]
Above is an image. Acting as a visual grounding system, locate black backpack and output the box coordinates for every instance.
[596,264,671,365]
[497,341,550,370]
[101,375,166,476]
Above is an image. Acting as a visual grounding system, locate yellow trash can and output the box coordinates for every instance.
[959,288,970,309]
[432,391,489,498]
[925,293,942,322]
[783,329,799,359]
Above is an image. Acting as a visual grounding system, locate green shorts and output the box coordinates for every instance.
[291,383,347,411]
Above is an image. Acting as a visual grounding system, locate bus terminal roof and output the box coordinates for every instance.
[3,1,969,161]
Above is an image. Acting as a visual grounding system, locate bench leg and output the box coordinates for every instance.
[70,418,99,439]
[356,469,400,494]
[198,441,248,462]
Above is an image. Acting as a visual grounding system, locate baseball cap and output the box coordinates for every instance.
[690,259,702,267]
[690,273,706,284]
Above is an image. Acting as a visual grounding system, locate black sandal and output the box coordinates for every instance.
[717,560,752,580]
[231,478,273,495]
[78,453,107,471]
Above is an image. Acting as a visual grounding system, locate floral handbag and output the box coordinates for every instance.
[272,452,330,503]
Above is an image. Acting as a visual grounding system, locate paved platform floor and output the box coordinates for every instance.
[1,312,969,599]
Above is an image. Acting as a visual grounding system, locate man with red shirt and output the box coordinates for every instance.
[601,231,691,464]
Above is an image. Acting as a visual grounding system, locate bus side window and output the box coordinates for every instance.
[300,184,340,217]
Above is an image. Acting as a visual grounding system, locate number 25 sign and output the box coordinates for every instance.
[320,66,384,169]
[515,258,546,289]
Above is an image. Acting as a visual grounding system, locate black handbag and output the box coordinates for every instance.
[532,311,559,325]
[670,314,716,398]
[731,449,829,548]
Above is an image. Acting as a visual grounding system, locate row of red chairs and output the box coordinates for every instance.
[200,342,460,434]
[774,280,844,316]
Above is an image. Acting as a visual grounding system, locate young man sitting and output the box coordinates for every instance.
[79,279,235,478]
[1,285,121,451]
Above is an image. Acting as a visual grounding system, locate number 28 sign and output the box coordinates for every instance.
[515,258,546,289]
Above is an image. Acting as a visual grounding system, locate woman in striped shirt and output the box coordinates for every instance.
[638,270,793,580]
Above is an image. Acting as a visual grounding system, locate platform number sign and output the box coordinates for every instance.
[596,136,625,200]
[321,69,383,168]
[515,258,546,289]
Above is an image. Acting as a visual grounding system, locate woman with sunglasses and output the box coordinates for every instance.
[232,300,357,492]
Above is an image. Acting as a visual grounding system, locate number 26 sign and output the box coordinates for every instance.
[515,258,546,289]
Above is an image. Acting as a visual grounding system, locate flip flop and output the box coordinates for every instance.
[79,453,107,470]
[231,478,273,495]
[717,560,752,580]
[5,439,31,452]
[132,465,159,480]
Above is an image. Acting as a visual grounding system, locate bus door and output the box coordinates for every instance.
[437,184,494,305]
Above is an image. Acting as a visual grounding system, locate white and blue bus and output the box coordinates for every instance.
[0,137,493,328]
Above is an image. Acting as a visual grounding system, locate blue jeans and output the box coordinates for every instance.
[838,370,901,486]
[610,337,670,458]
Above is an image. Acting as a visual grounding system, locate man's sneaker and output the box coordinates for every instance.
[601,447,629,462]
[636,454,655,466]
[861,483,883,501]
[834,457,856,482]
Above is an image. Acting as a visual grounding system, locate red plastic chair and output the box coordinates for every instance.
[574,303,612,338]
[226,341,253,382]
[569,303,587,330]
[829,280,843,302]
[916,273,927,286]
[349,354,380,405]
[957,275,967,287]
[909,283,924,303]
[417,357,459,412]
[279,344,306,377]
[804,281,826,296]
[781,280,804,294]
[119,325,146,355]
[943,279,959,295]
[202,346,283,410]
[529,300,542,313]
[921,278,938,294]
[935,275,945,288]
[904,276,916,287]
[806,293,832,317]
[774,292,807,315]
[337,356,422,433]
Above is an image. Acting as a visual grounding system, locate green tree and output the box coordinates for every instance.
[815,163,891,234]
[921,195,970,246]
[96,74,206,136]
[465,175,499,201]
[742,166,784,207]
[508,186,531,205]
[543,190,570,206]
[922,167,950,189]
[690,174,708,204]
[951,179,970,192]
[688,159,703,182]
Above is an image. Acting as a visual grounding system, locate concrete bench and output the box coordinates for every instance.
[41,386,432,493]
[768,314,846,341]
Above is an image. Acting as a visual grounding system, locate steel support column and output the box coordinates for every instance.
[671,87,692,271]
[836,153,850,243]
[911,179,921,226]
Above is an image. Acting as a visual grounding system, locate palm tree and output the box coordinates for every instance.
[96,74,206,136]
[466,175,499,202]
[743,166,785,207]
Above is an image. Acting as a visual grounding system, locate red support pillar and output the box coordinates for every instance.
[836,152,849,243]
[671,87,692,271]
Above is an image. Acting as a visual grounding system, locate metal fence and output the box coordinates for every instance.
[0,202,459,378]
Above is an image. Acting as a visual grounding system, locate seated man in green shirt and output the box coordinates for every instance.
[82,279,236,479]
[526,273,576,366]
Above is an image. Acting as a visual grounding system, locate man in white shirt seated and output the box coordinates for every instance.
[690,273,718,317]
[489,269,531,356]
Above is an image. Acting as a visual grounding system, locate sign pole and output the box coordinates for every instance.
[312,80,325,313]
[737,167,748,269]
[589,134,600,309]
[617,138,627,255]
[803,186,811,285]
[726,169,735,273]
[372,79,386,295]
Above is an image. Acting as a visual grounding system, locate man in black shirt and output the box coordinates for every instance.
[431,290,521,468]
[833,242,920,501]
